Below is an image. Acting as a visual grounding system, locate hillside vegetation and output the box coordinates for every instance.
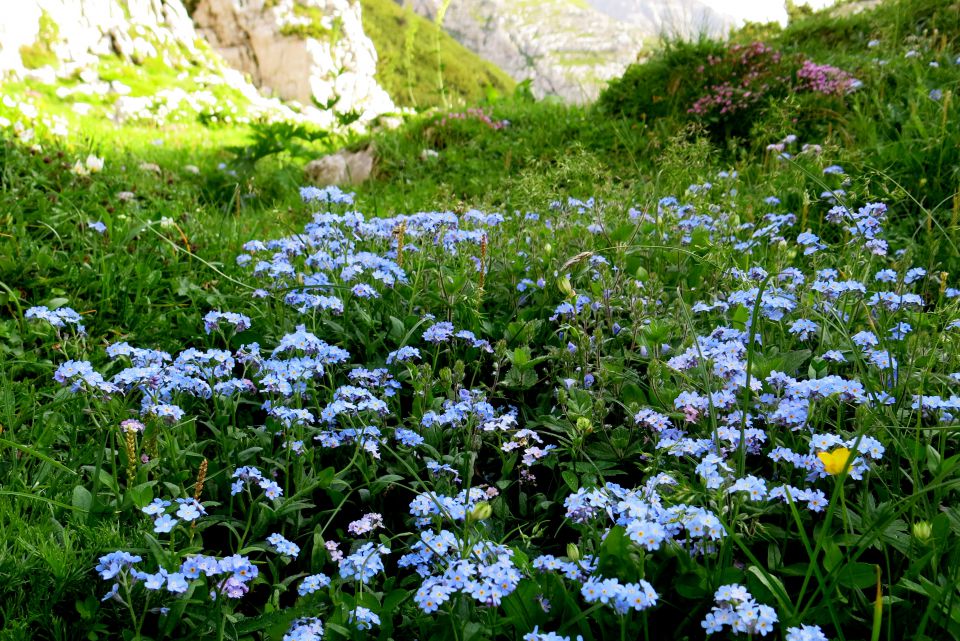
[360,0,516,108]
[2,2,960,641]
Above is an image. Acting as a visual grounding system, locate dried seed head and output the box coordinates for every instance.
[194,458,208,502]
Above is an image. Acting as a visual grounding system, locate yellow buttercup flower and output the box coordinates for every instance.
[817,447,855,475]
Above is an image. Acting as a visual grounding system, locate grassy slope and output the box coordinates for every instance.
[361,0,960,254]
[359,0,516,108]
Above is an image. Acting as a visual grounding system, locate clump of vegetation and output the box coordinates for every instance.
[597,38,725,123]
[602,39,860,141]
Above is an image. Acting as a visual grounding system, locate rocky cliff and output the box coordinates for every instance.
[586,0,736,36]
[0,0,397,128]
[192,0,395,120]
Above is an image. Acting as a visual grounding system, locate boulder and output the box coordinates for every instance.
[304,147,375,186]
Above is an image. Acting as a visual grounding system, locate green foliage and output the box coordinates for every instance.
[598,38,725,122]
[359,0,515,108]
[223,120,334,196]
[19,10,60,70]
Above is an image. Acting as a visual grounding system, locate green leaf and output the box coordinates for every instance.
[126,482,155,509]
[926,444,942,474]
[597,525,632,578]
[567,389,593,417]
[511,346,531,367]
[674,572,708,599]
[746,565,790,606]
[502,579,543,629]
[836,562,878,589]
[72,485,92,512]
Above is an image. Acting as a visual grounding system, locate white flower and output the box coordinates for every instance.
[85,155,104,173]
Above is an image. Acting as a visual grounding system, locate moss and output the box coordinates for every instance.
[19,11,60,70]
[359,0,515,108]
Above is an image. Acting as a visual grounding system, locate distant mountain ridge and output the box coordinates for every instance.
[405,0,652,103]
[406,0,837,102]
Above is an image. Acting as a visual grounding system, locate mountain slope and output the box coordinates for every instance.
[360,0,515,108]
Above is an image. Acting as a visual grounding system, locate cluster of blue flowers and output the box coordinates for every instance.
[338,542,390,584]
[202,310,251,334]
[297,573,331,596]
[422,320,493,352]
[701,584,778,636]
[142,497,206,533]
[400,530,522,611]
[26,305,86,334]
[409,486,491,526]
[563,479,725,553]
[267,532,301,557]
[580,576,658,613]
[283,617,324,641]
[96,550,259,601]
[230,466,283,499]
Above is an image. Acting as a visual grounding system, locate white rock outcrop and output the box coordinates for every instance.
[0,0,199,76]
[193,0,396,124]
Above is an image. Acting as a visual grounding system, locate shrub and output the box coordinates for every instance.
[598,38,725,122]
[602,38,860,143]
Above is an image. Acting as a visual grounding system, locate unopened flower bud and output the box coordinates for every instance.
[468,502,492,522]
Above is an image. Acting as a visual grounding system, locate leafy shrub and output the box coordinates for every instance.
[598,38,725,122]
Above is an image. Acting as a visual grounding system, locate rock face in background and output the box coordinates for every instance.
[405,0,650,103]
[192,0,395,121]
[586,0,736,36]
[0,0,199,76]
[406,0,840,103]
[1,0,396,128]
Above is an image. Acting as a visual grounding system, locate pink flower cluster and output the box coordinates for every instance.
[689,81,770,116]
[688,42,787,117]
[795,60,861,96]
[688,41,860,119]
